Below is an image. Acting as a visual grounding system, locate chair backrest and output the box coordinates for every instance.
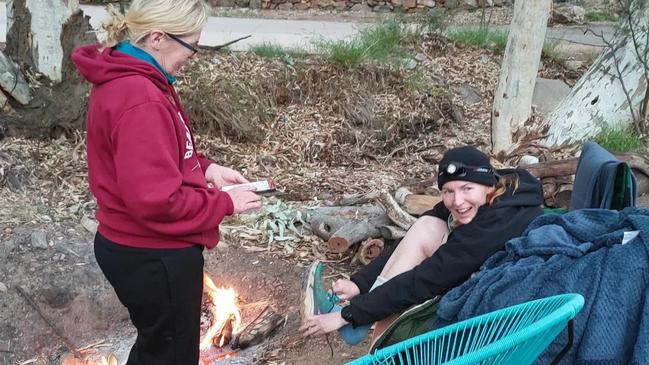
[347,294,584,365]
[570,142,637,210]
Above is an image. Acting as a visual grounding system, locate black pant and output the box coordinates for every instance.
[94,232,204,365]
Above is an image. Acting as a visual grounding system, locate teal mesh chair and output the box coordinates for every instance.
[347,294,584,365]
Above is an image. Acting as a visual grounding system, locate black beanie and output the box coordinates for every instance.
[437,146,498,189]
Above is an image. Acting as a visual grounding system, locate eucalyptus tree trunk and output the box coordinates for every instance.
[491,0,552,153]
[4,0,97,134]
[543,0,649,147]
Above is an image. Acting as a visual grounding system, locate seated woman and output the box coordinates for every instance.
[300,145,544,344]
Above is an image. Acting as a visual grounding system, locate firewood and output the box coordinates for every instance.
[356,238,385,265]
[524,153,649,180]
[374,189,417,230]
[379,225,407,240]
[395,187,442,215]
[327,215,390,253]
[231,308,284,350]
[0,51,32,105]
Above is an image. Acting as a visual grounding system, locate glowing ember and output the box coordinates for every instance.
[200,272,242,350]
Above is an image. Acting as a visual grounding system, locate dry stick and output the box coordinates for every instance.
[199,35,252,51]
[15,286,81,359]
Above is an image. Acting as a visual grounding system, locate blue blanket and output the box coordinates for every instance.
[436,208,649,364]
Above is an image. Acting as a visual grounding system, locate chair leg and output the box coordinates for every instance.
[550,319,574,365]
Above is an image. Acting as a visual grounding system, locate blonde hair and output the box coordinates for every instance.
[487,173,520,205]
[100,0,210,48]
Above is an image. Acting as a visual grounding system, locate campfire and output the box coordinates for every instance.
[200,272,242,350]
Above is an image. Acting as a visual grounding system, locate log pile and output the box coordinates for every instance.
[307,188,439,264]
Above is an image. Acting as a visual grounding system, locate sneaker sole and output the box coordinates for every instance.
[301,260,321,320]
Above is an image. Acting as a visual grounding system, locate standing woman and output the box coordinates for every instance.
[72,1,261,363]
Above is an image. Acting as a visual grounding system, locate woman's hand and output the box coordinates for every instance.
[205,164,248,188]
[331,279,360,301]
[299,311,348,337]
[225,186,261,213]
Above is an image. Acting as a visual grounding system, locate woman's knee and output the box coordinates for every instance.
[405,216,449,257]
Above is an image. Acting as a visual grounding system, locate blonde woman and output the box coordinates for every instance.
[72,1,261,363]
[301,146,544,345]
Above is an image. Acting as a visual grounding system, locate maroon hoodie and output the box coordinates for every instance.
[72,44,233,249]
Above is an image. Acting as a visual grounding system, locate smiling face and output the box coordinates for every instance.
[441,180,495,226]
[144,30,201,76]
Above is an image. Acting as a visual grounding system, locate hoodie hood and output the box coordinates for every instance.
[72,44,169,91]
[491,168,544,208]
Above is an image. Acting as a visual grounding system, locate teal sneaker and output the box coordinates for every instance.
[302,260,370,346]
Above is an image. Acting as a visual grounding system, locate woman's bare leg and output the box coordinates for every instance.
[371,216,449,342]
[380,216,449,279]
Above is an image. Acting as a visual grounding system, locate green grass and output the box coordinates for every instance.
[541,40,563,63]
[447,26,508,53]
[595,127,646,152]
[448,27,565,62]
[585,9,619,22]
[316,21,406,68]
[251,43,307,62]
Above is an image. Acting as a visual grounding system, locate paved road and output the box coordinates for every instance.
[0,3,615,52]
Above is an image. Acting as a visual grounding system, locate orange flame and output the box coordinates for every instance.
[200,272,242,350]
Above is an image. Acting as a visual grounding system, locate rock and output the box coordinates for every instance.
[249,0,262,8]
[333,0,347,9]
[403,58,418,70]
[493,0,503,6]
[0,282,7,293]
[294,2,310,9]
[31,230,48,249]
[519,155,540,166]
[532,78,571,117]
[552,4,586,25]
[351,3,371,11]
[81,216,98,234]
[403,0,417,8]
[414,53,427,62]
[419,0,435,7]
[277,1,294,9]
[565,60,584,71]
[373,4,394,12]
[456,83,482,105]
[444,0,459,9]
[314,0,334,7]
[463,0,478,9]
[391,0,403,6]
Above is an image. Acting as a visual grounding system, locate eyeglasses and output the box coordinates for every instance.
[166,33,199,57]
[439,161,493,177]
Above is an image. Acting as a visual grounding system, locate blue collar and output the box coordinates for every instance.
[115,41,176,85]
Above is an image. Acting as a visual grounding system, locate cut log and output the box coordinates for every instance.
[379,225,407,240]
[356,238,385,265]
[0,51,32,105]
[306,205,386,241]
[327,215,391,253]
[303,205,385,219]
[374,189,417,230]
[309,215,350,241]
[395,186,442,215]
[524,153,649,195]
[231,307,284,350]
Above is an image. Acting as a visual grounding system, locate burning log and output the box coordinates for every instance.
[356,238,385,265]
[200,273,242,351]
[213,315,234,348]
[231,307,285,350]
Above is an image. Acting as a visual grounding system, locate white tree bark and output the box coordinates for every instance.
[7,0,80,82]
[0,50,32,105]
[491,0,552,153]
[543,1,649,147]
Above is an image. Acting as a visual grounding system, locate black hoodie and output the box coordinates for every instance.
[347,169,544,325]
